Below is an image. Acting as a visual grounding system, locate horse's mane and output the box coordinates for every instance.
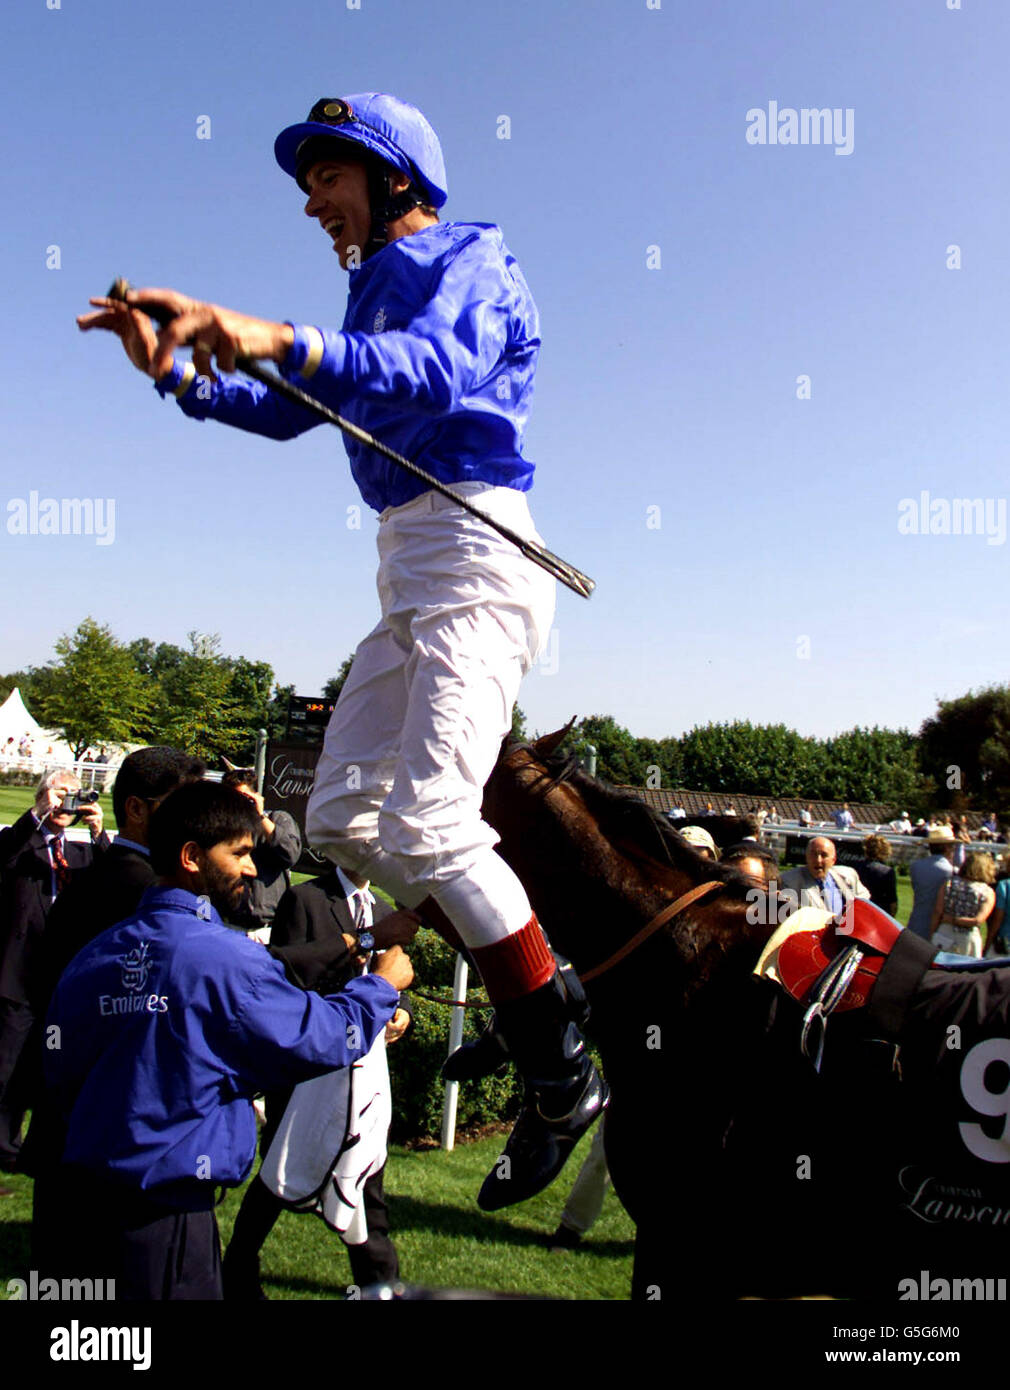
[526,746,753,900]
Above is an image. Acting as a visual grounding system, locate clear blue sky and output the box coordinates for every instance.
[3,0,1005,742]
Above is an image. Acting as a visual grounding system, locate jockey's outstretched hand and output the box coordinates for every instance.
[78,286,295,383]
[371,909,422,951]
[77,295,159,375]
[373,945,413,993]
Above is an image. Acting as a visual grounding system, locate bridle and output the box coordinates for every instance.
[412,879,727,1009]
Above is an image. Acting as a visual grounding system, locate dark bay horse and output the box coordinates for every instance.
[481,728,785,1299]
[480,729,1010,1301]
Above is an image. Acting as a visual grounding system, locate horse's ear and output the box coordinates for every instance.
[221,756,238,772]
[531,719,577,760]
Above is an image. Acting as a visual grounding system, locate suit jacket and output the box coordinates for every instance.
[37,841,157,1015]
[779,863,871,916]
[0,811,109,1005]
[907,854,955,940]
[269,872,412,1024]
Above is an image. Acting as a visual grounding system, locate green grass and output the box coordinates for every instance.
[0,1130,635,1300]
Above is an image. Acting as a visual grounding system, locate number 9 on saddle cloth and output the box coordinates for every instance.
[723,899,1010,1299]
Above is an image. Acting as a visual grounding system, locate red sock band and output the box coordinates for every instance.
[471,916,556,1004]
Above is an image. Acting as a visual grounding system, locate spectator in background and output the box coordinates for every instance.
[799,806,813,827]
[667,802,686,821]
[890,811,912,835]
[985,853,1010,957]
[911,818,928,838]
[906,825,956,939]
[0,772,108,1171]
[833,803,855,831]
[220,768,302,944]
[94,747,111,790]
[723,842,779,888]
[679,826,720,861]
[981,811,999,839]
[929,852,996,958]
[766,805,780,826]
[780,837,871,918]
[854,834,898,918]
[951,819,972,871]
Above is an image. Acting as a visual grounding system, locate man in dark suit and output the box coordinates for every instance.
[0,771,108,1169]
[223,867,420,1297]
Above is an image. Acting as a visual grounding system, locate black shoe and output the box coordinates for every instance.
[547,1223,583,1251]
[476,973,608,1212]
[441,1015,509,1082]
[221,1253,268,1301]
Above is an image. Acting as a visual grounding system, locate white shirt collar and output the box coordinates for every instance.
[334,866,374,921]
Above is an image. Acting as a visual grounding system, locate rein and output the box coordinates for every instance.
[416,879,727,1007]
[579,880,726,984]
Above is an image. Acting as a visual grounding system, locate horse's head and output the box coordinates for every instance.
[482,728,781,997]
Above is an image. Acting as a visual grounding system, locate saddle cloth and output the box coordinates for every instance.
[259,1034,391,1244]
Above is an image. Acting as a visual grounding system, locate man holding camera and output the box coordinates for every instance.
[0,771,107,1169]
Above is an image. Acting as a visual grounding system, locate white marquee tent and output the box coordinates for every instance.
[0,687,128,771]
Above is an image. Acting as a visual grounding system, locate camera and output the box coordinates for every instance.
[60,789,100,814]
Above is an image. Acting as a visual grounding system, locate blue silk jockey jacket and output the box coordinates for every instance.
[156,223,540,512]
[44,885,398,1208]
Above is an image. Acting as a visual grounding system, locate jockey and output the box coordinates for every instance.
[78,92,606,1209]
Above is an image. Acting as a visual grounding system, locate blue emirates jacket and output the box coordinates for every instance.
[44,885,399,1208]
[156,222,540,512]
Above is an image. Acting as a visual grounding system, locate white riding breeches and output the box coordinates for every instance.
[306,484,556,947]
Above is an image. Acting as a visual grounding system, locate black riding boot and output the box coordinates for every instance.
[476,970,608,1212]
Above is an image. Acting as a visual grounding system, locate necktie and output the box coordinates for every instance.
[50,836,71,896]
[352,892,369,932]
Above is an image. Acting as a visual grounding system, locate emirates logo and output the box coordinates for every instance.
[120,942,152,994]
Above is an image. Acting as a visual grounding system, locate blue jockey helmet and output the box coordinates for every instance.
[274,93,448,209]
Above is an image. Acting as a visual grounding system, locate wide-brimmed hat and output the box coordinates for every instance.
[928,826,955,845]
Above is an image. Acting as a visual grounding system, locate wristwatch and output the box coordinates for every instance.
[357,930,375,954]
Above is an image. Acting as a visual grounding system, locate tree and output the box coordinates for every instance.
[919,685,1010,814]
[32,618,151,759]
[224,656,277,761]
[0,670,33,706]
[565,715,650,785]
[679,721,826,798]
[511,704,528,742]
[149,632,248,762]
[322,655,356,705]
[821,726,926,806]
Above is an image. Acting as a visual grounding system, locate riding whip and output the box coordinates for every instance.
[107,279,595,599]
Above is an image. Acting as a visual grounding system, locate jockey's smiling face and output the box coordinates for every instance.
[303,158,373,268]
[806,837,836,881]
